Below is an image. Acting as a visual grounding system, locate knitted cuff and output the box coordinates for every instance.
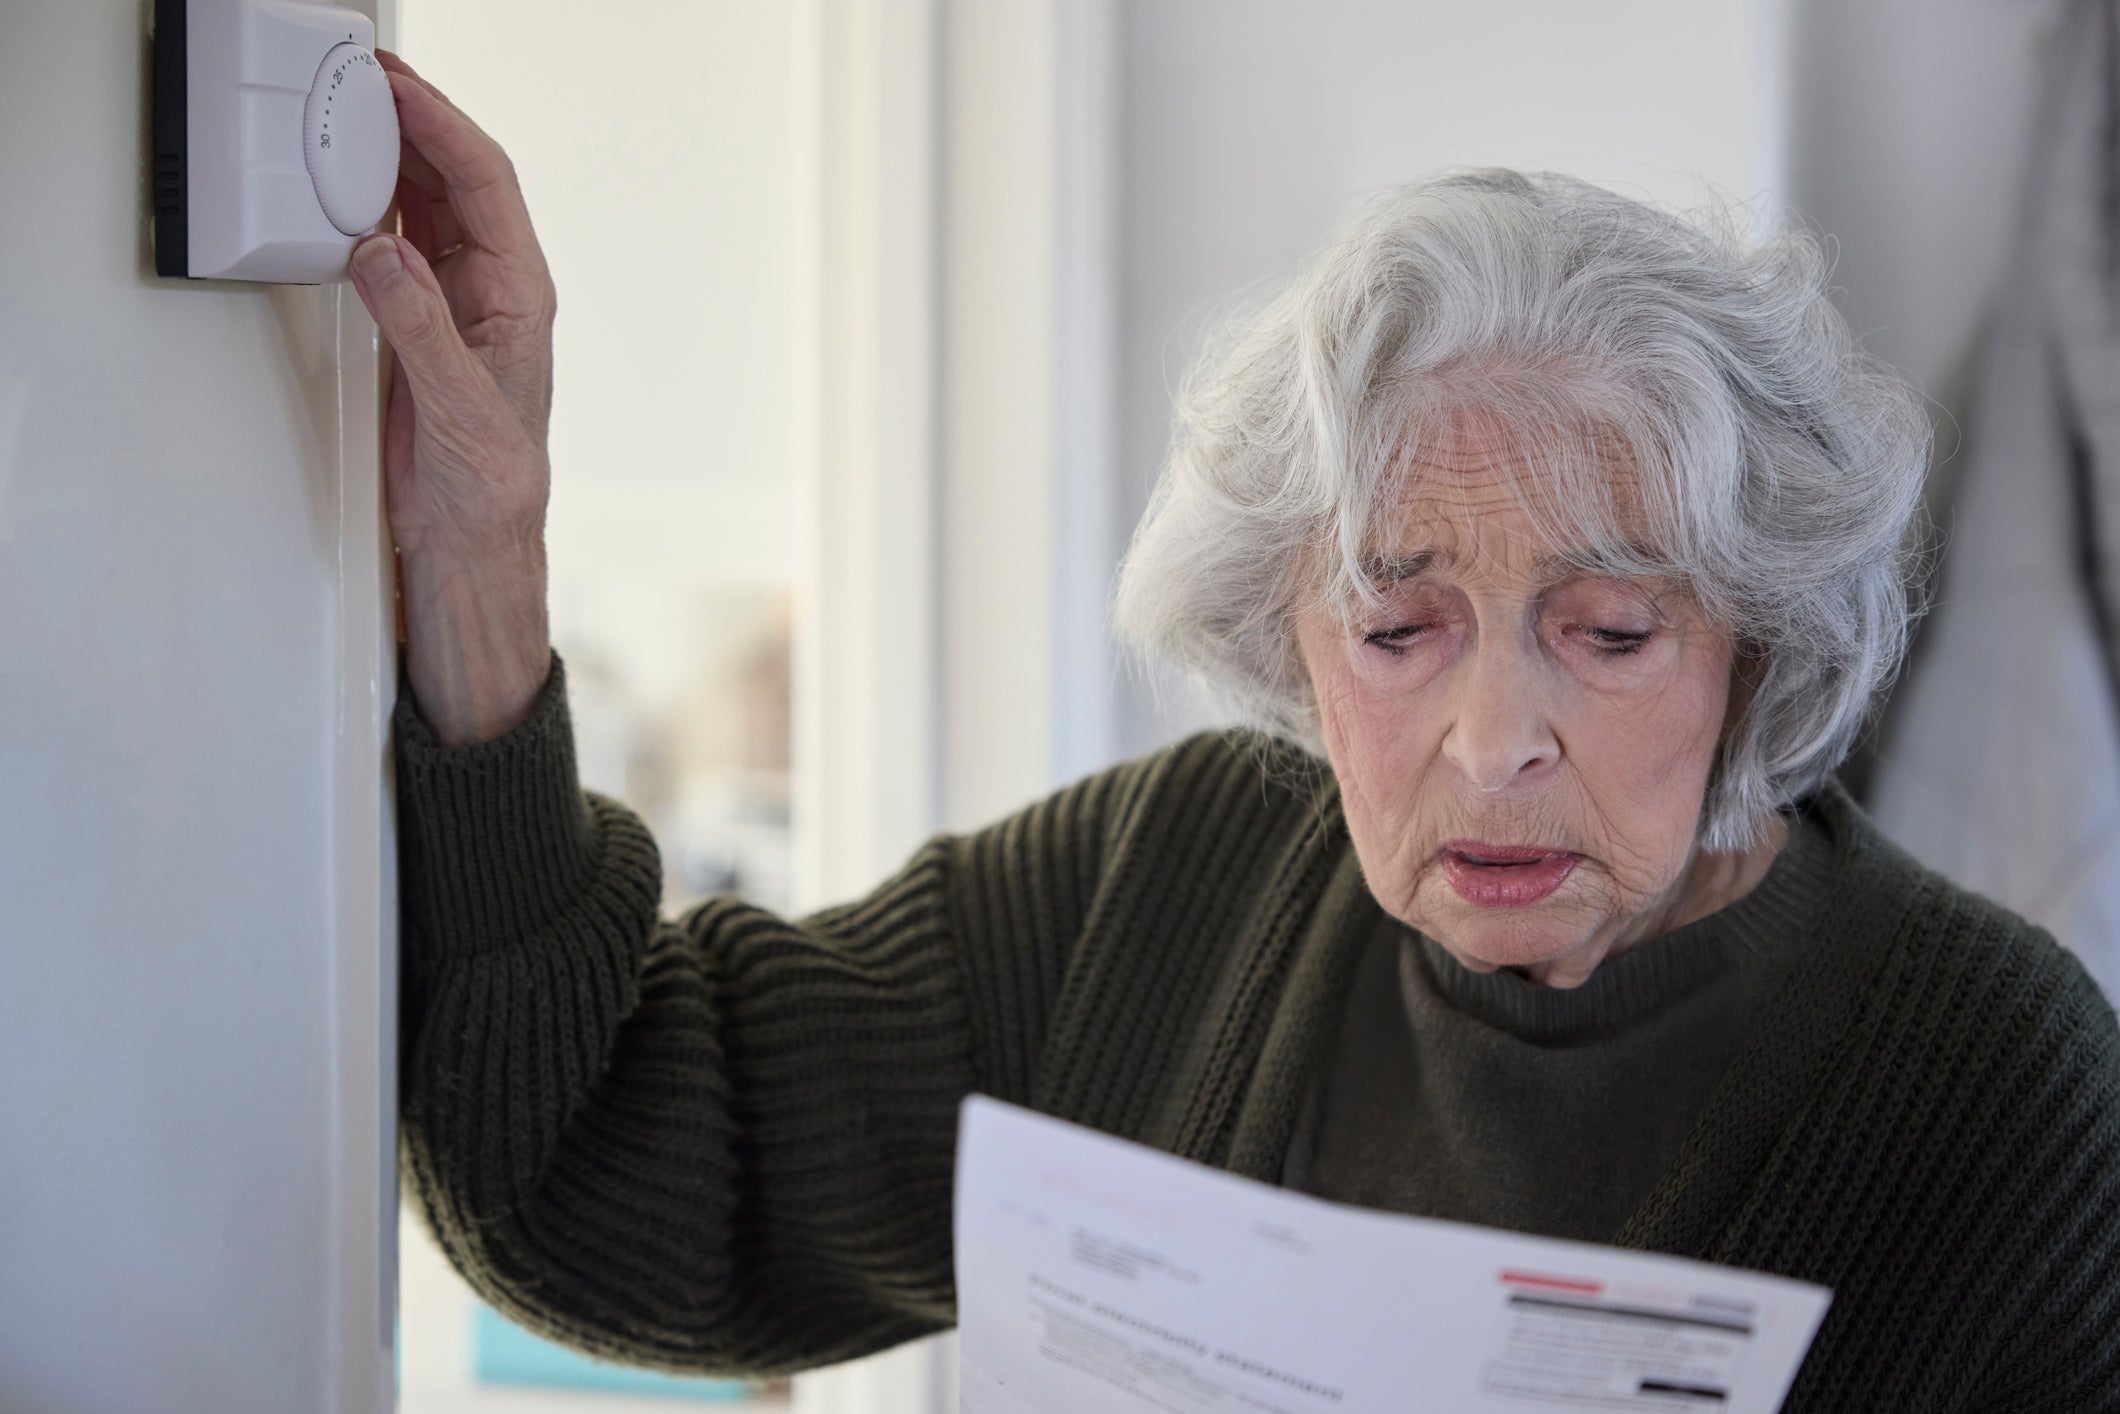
[392,649,608,956]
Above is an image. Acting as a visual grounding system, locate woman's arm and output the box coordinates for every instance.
[357,48,1148,1374]
[394,652,1133,1377]
[351,48,559,748]
[1955,942,2120,1413]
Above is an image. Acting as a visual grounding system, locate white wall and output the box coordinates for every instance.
[0,3,396,1411]
[1112,1,1788,752]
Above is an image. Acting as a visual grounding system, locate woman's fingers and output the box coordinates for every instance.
[348,234,485,410]
[374,49,440,99]
[394,159,464,264]
[374,49,468,130]
[375,64,542,269]
[373,50,488,258]
[395,177,439,261]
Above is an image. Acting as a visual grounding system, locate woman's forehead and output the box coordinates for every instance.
[1365,486,1649,580]
[1364,424,1661,579]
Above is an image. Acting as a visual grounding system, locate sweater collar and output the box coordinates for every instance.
[1212,773,1928,1266]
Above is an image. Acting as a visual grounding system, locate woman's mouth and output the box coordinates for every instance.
[1439,840,1582,907]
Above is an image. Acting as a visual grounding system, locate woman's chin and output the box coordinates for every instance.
[1420,904,1599,977]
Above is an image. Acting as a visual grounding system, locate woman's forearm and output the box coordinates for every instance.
[399,545,552,748]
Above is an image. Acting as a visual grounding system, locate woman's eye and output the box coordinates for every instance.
[1583,626,1652,656]
[1362,623,1429,656]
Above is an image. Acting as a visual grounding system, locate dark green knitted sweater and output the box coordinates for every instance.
[395,653,2120,1411]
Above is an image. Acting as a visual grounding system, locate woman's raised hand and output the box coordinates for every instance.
[350,50,555,746]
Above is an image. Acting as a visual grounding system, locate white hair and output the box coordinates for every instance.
[1112,168,1933,853]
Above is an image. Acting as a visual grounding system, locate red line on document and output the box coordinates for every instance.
[1498,1269,1604,1294]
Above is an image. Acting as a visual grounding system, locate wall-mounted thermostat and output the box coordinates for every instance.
[153,0,401,284]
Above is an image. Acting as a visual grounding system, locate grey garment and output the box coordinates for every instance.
[1869,0,2120,1002]
[1280,805,1838,1245]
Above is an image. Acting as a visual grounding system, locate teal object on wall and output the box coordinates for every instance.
[472,1304,758,1401]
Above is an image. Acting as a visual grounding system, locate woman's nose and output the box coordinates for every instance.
[1438,636,1561,793]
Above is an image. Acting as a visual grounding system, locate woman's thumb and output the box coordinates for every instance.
[350,236,467,386]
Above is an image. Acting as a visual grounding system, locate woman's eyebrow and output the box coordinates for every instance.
[1532,544,1666,585]
[1360,550,1442,583]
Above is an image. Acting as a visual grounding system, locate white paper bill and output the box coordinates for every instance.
[954,1095,1830,1414]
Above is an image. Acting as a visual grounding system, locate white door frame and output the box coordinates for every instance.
[790,0,1119,1408]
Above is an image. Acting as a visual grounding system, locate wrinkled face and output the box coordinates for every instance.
[1294,429,1740,988]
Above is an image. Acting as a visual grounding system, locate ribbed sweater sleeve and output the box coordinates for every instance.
[1955,938,2120,1413]
[1703,881,2120,1414]
[392,652,1128,1378]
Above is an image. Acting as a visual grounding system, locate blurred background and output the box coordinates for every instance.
[385,0,2098,1411]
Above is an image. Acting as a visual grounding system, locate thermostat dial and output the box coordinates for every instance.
[302,43,398,236]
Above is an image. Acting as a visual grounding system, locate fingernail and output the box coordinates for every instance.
[353,236,402,283]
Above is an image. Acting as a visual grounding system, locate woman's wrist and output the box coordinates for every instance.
[398,544,553,747]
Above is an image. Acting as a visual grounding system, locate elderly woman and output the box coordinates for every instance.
[363,52,2120,1413]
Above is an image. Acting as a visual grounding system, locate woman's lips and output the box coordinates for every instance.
[1439,840,1582,907]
